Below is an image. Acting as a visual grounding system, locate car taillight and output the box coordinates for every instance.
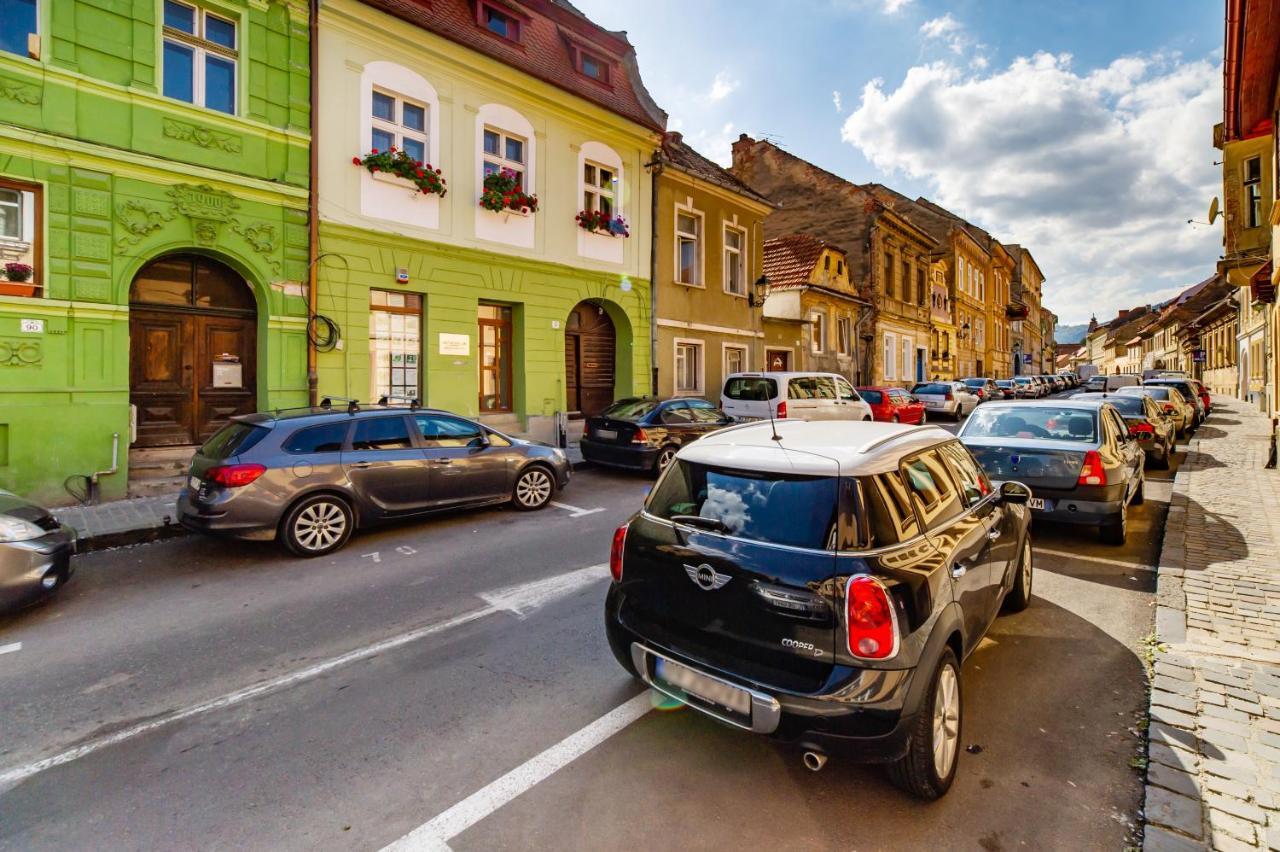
[609,523,628,583]
[944,391,954,401]
[1130,423,1154,439]
[1163,404,1176,415]
[846,575,898,660]
[776,400,787,418]
[1077,450,1107,487]
[206,463,267,488]
[631,427,648,444]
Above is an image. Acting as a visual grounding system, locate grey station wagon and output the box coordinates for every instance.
[178,404,571,556]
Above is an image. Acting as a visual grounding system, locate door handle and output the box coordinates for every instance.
[431,458,452,465]
[351,461,372,469]
[987,528,1002,542]
[951,564,967,578]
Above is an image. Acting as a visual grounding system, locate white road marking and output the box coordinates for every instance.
[0,642,21,656]
[0,564,611,788]
[550,500,606,518]
[1035,547,1155,572]
[381,692,653,852]
[363,552,382,564]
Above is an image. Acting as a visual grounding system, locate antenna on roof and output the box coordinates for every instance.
[766,393,783,442]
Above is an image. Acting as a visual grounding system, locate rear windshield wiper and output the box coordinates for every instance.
[670,514,730,533]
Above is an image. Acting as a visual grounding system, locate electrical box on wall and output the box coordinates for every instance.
[396,268,410,284]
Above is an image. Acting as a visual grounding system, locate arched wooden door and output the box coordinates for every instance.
[565,301,616,417]
[129,254,258,447]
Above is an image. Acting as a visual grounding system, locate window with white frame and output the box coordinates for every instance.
[810,311,826,353]
[837,315,852,356]
[976,317,986,349]
[723,344,747,377]
[675,340,703,394]
[884,332,897,380]
[162,0,238,115]
[482,126,526,190]
[723,225,746,295]
[1244,157,1263,229]
[582,161,615,218]
[371,89,428,164]
[0,177,41,293]
[675,207,702,286]
[902,337,913,383]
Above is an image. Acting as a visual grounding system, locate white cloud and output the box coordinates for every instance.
[833,90,843,112]
[707,70,738,102]
[841,51,1222,324]
[685,122,738,167]
[882,0,912,13]
[919,13,973,56]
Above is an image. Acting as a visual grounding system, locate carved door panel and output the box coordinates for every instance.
[196,316,257,445]
[130,310,195,447]
[565,303,615,418]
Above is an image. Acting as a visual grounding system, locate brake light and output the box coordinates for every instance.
[1163,404,1176,415]
[631,427,649,444]
[944,391,954,401]
[609,523,628,583]
[1077,450,1107,487]
[206,463,267,488]
[1130,423,1154,439]
[846,575,898,660]
[776,400,787,418]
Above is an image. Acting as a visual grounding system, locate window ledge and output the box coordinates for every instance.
[480,206,534,220]
[371,170,437,197]
[674,280,705,289]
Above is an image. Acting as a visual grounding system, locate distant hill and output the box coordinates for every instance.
[1055,323,1089,344]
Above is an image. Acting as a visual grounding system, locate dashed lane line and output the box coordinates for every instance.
[0,642,21,656]
[550,500,606,518]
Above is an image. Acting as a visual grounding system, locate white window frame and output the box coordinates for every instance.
[723,223,747,296]
[902,337,913,383]
[482,125,528,191]
[674,337,705,395]
[810,310,826,353]
[371,88,429,163]
[884,332,897,381]
[674,203,704,287]
[582,160,616,218]
[1244,156,1263,229]
[722,342,748,377]
[162,0,239,115]
[837,315,852,356]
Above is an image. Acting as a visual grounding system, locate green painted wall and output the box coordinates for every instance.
[317,222,651,423]
[0,0,310,505]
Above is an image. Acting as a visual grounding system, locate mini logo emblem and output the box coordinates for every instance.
[684,563,731,591]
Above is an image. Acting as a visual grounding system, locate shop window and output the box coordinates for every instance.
[0,178,41,296]
[369,290,422,403]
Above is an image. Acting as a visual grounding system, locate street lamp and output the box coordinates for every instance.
[748,274,771,308]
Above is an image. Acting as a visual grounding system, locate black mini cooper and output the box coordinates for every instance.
[604,420,1034,799]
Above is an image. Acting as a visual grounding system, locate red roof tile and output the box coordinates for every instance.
[360,0,666,132]
[764,234,843,291]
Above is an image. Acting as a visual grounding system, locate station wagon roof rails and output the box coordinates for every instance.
[376,394,422,410]
[856,425,936,455]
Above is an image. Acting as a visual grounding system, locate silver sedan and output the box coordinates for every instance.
[1,489,76,614]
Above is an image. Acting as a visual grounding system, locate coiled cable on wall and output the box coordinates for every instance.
[308,313,341,353]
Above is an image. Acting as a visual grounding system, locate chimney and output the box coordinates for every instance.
[664,131,683,146]
[731,133,757,172]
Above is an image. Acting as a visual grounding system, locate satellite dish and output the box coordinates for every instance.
[1209,197,1220,224]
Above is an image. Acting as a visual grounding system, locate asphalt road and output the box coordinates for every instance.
[0,405,1168,851]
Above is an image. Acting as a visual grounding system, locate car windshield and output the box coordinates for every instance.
[601,399,660,420]
[962,406,1098,442]
[915,383,952,394]
[200,422,269,460]
[996,380,1013,387]
[1106,397,1148,415]
[723,377,777,401]
[1122,387,1169,399]
[647,463,838,550]
[963,379,986,386]
[1015,377,1032,384]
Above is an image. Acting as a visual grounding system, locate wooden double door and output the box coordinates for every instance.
[129,255,258,448]
[565,302,616,418]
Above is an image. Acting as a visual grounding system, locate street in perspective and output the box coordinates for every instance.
[1,1,1279,850]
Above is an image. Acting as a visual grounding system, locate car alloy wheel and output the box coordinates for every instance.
[285,496,353,557]
[919,409,927,424]
[932,663,961,779]
[656,446,677,472]
[513,467,554,510]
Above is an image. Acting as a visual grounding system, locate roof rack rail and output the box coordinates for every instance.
[376,394,422,410]
[857,425,936,454]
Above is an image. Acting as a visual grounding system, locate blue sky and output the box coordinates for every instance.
[574,0,1225,326]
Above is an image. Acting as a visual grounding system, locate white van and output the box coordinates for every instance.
[1083,373,1141,392]
[720,372,873,422]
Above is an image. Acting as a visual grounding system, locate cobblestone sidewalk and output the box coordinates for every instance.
[1145,397,1280,851]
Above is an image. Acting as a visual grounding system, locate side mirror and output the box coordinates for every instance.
[999,480,1032,505]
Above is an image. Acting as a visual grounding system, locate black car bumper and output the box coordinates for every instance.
[1032,496,1123,525]
[606,587,918,763]
[0,525,76,611]
[580,438,659,471]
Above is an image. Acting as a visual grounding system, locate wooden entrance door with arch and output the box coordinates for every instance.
[129,254,258,448]
[564,301,615,418]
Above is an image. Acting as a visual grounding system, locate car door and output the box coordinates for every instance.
[1109,406,1145,490]
[940,441,1014,608]
[342,416,432,516]
[683,399,732,438]
[412,413,514,506]
[834,376,867,420]
[786,376,821,420]
[812,375,842,419]
[655,400,699,448]
[902,448,991,653]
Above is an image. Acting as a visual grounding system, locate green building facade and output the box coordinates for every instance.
[0,0,311,503]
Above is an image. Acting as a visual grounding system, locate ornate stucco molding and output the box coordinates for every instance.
[162,118,244,154]
[0,77,41,105]
[0,337,42,367]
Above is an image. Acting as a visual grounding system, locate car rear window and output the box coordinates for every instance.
[915,383,952,395]
[201,422,268,460]
[860,390,884,404]
[1104,396,1147,415]
[962,407,1098,442]
[723,377,777,401]
[647,462,838,550]
[601,399,660,420]
[963,379,986,386]
[284,422,348,454]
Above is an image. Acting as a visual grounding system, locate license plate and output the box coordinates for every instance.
[1027,497,1047,510]
[655,657,752,716]
[188,475,201,491]
[925,401,941,408]
[732,416,762,423]
[595,429,617,440]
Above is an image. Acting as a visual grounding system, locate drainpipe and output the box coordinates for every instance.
[87,432,120,505]
[306,0,320,406]
[646,149,663,397]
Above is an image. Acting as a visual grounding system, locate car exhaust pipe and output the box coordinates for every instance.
[803,751,828,772]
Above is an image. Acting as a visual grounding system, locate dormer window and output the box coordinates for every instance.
[580,52,609,83]
[479,2,520,42]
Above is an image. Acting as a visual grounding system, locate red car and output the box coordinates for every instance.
[858,386,928,424]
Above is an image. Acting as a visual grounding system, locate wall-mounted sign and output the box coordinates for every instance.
[212,362,243,388]
[19,319,43,334]
[396,267,410,284]
[439,333,470,356]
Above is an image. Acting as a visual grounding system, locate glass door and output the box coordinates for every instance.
[479,304,513,412]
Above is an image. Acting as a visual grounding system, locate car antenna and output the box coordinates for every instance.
[766,394,783,442]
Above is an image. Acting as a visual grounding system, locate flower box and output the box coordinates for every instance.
[353,149,447,198]
[479,168,538,215]
[0,282,40,297]
[575,209,629,237]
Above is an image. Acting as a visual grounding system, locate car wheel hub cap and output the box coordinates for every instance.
[296,503,346,550]
[932,665,960,778]
[1022,540,1032,591]
[518,472,551,505]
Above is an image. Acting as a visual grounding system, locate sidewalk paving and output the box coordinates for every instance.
[1145,397,1280,852]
